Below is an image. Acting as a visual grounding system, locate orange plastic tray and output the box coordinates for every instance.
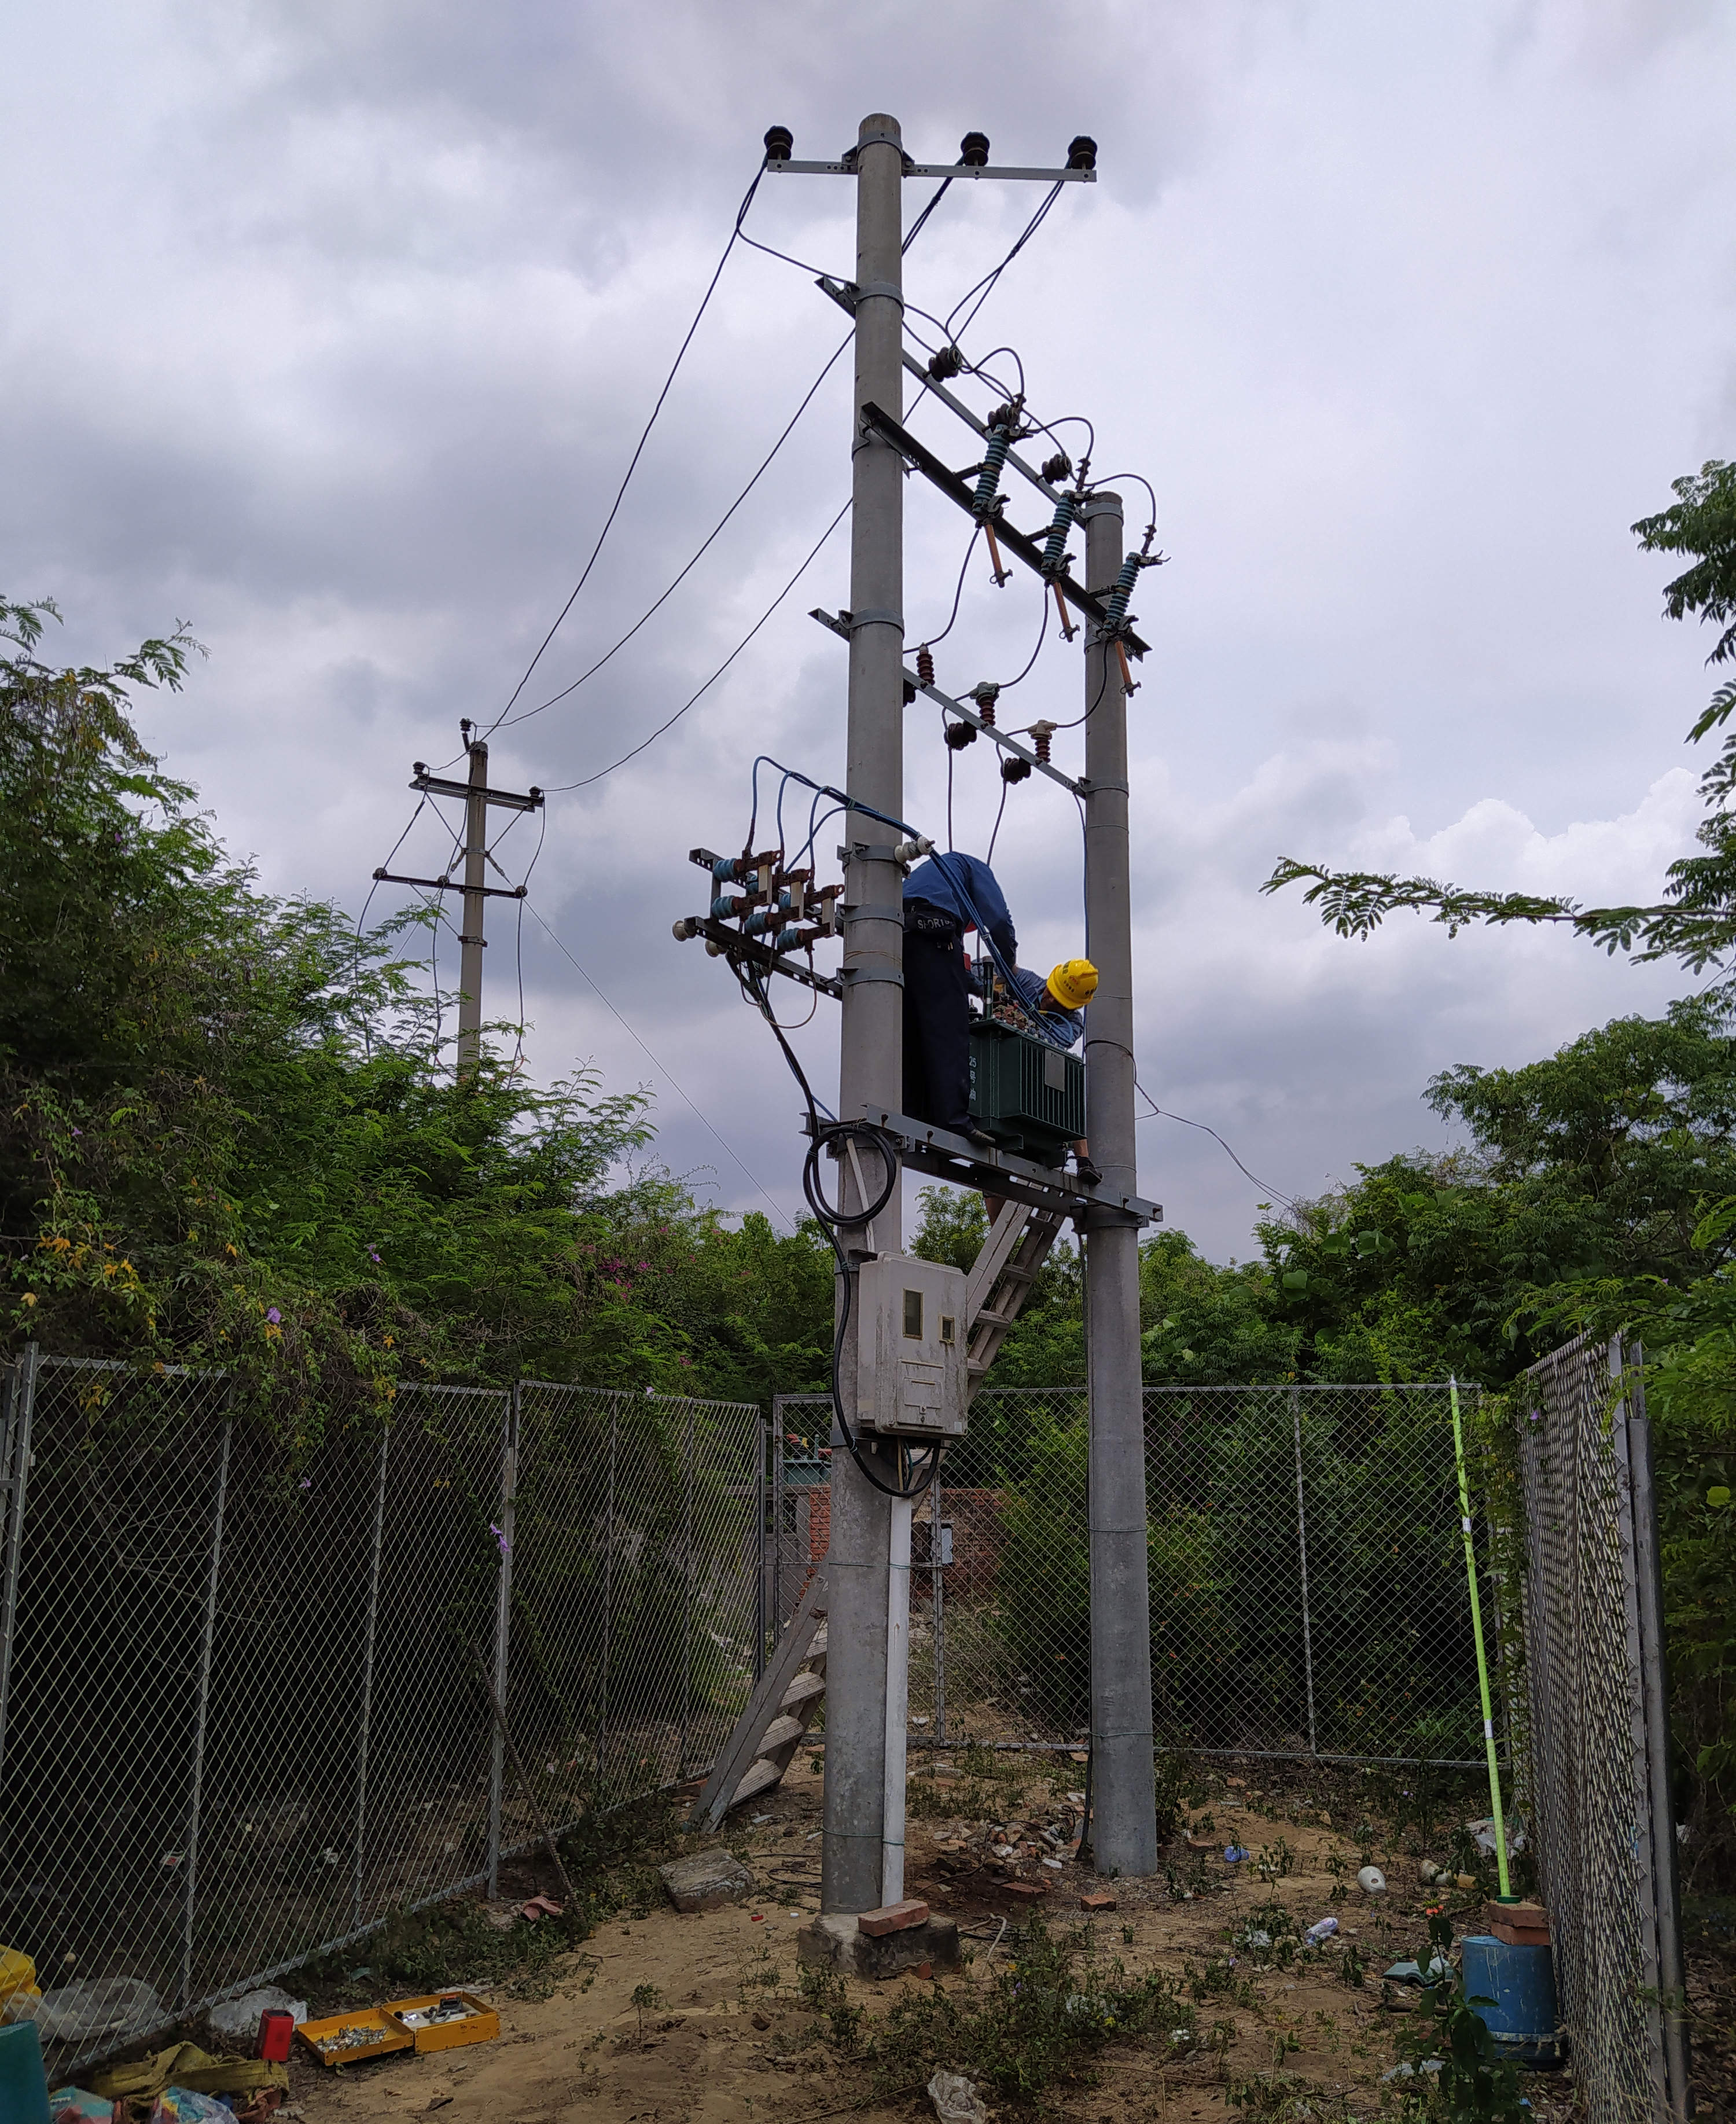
[384,1991,500,2055]
[296,2005,413,2070]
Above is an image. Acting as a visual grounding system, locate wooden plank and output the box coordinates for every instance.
[779,1670,827,1713]
[687,1568,829,1831]
[758,1711,814,1753]
[729,1756,793,1807]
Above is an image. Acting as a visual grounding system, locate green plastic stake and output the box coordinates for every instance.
[1450,1376,1511,1899]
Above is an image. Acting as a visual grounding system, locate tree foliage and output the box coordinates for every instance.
[1263,461,1736,982]
[0,600,834,1413]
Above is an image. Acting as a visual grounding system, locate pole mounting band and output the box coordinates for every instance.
[855,279,904,308]
[840,967,904,987]
[844,132,915,172]
[843,903,906,924]
[846,608,904,633]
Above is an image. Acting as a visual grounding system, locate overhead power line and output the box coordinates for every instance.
[524,902,796,1233]
[542,498,851,793]
[495,329,852,733]
[483,153,775,738]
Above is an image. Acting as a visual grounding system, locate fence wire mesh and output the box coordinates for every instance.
[1518,1335,1689,2124]
[772,1384,1494,1765]
[0,1351,759,2074]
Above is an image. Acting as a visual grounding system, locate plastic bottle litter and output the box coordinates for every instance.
[1356,1865,1386,1894]
[1223,1846,1250,1864]
[1304,1916,1339,1943]
[207,1986,307,2044]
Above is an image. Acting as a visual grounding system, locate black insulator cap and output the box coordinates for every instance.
[764,125,794,163]
[959,131,991,168]
[1001,755,1032,785]
[944,721,978,751]
[928,345,964,381]
[902,678,917,705]
[1066,135,1097,171]
[1041,450,1073,484]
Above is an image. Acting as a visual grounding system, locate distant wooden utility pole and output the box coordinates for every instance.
[372,722,545,1078]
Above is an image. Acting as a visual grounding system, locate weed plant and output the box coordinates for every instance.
[863,1914,1196,2102]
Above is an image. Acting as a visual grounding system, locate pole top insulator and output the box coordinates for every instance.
[764,124,793,163]
[958,131,990,167]
[1066,135,1098,171]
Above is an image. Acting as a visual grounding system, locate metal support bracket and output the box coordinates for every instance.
[809,1107,1160,1227]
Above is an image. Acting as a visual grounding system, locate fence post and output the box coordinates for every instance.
[179,1401,232,2012]
[679,1401,697,1780]
[1624,1344,1693,2123]
[487,1386,521,1900]
[754,1416,768,1681]
[351,1423,390,1930]
[0,1343,40,1791]
[764,1402,777,1648]
[932,1459,946,1745]
[596,1402,617,1785]
[1289,1386,1318,1756]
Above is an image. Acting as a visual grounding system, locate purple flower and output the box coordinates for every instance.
[299,1477,311,1490]
[71,1127,83,1138]
[490,1523,511,1556]
[369,1250,380,1263]
[266,1307,281,1325]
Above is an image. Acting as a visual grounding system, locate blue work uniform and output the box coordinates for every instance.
[1006,967,1083,1050]
[900,853,1017,1136]
[902,854,1017,964]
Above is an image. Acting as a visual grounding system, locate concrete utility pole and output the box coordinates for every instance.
[374,734,543,1083]
[1082,493,1158,1877]
[823,111,907,1917]
[458,735,491,1080]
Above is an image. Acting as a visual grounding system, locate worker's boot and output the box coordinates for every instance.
[1073,1149,1104,1188]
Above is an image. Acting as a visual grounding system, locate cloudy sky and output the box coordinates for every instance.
[6,0,1734,1261]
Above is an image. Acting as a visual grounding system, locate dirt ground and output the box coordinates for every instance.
[275,1753,1553,2124]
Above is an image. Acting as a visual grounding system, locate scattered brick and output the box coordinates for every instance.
[1080,1891,1117,1911]
[859,1898,930,1937]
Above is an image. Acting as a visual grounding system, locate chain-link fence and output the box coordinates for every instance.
[0,1348,761,2072]
[771,1384,1494,1765]
[1517,1335,1690,2124]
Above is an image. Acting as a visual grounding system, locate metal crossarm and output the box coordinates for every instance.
[857,403,1151,657]
[809,608,1088,798]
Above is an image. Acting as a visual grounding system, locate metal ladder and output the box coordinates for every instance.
[963,1201,1066,1397]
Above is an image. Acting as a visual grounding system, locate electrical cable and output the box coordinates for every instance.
[483,153,776,736]
[902,177,953,254]
[985,777,1011,866]
[944,182,1064,344]
[740,962,939,1502]
[994,581,1051,692]
[542,499,852,793]
[495,329,854,733]
[915,526,982,652]
[524,899,798,1233]
[1082,1045,1296,1208]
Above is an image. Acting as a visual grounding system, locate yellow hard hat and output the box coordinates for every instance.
[1047,958,1098,1010]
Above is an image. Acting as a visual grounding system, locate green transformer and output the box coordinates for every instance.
[967,1019,1086,1167]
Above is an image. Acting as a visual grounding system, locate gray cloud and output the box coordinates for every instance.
[3,0,1733,1262]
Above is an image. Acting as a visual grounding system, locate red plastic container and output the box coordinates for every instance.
[258,2009,295,2063]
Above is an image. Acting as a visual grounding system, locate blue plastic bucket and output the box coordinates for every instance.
[0,2018,51,2124]
[1459,1935,1563,2068]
